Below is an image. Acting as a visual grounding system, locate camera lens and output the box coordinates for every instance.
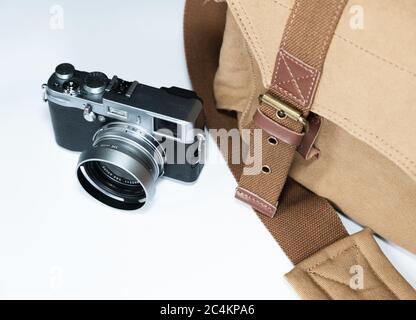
[98,162,140,186]
[77,122,165,210]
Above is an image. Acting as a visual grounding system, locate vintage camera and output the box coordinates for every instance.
[43,63,206,210]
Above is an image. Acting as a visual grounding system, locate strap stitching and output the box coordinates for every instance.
[276,75,314,86]
[281,0,300,48]
[305,243,399,299]
[353,241,399,299]
[280,53,306,102]
[317,0,347,65]
[274,0,416,78]
[272,50,318,108]
[235,189,276,214]
[272,51,305,104]
[306,245,357,271]
[306,273,334,299]
[273,0,291,11]
[308,245,359,288]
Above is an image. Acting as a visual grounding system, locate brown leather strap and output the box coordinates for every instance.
[253,109,304,147]
[184,0,348,265]
[236,0,348,217]
[298,113,322,160]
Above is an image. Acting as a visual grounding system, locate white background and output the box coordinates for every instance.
[0,0,414,299]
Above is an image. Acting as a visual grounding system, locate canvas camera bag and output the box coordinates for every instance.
[183,0,416,300]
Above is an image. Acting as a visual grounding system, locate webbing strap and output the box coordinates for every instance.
[184,0,348,265]
[236,0,349,217]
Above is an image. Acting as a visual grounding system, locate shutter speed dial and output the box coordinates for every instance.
[83,72,108,94]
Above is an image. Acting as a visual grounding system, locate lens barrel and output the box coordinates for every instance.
[77,122,165,210]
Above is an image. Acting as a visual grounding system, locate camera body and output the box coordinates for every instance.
[43,63,206,210]
[44,63,205,184]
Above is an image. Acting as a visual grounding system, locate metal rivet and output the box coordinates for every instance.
[262,165,271,174]
[268,136,278,145]
[277,110,287,119]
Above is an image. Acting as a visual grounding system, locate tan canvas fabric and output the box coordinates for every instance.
[291,119,416,253]
[213,0,416,253]
[286,229,416,300]
[184,0,416,299]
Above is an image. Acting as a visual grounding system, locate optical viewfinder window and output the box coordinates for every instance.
[154,118,178,138]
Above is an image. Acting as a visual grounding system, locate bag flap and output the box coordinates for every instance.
[215,0,416,183]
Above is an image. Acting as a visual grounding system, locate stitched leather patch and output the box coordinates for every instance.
[271,49,320,110]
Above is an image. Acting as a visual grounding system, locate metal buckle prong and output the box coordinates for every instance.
[259,94,308,128]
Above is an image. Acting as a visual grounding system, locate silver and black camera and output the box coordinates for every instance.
[43,63,206,210]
